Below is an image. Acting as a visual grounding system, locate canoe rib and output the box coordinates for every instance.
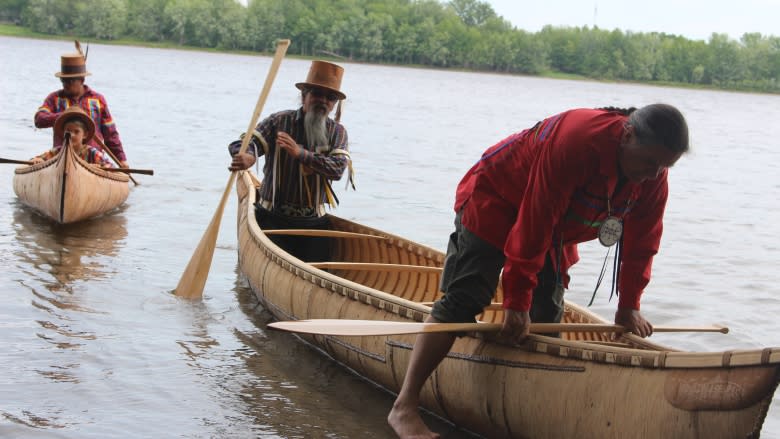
[12,143,129,224]
[235,171,780,439]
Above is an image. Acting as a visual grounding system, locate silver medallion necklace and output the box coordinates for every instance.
[598,193,623,247]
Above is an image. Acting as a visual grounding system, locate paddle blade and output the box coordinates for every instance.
[175,173,235,299]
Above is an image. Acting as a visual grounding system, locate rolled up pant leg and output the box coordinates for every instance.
[432,212,504,323]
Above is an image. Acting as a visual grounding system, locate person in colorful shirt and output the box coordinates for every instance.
[31,105,114,168]
[228,60,353,262]
[388,104,690,439]
[34,45,129,168]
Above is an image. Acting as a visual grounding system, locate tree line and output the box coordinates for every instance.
[1,0,778,93]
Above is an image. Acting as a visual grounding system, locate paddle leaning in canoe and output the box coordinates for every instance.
[233,170,779,439]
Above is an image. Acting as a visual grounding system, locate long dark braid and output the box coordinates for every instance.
[597,106,637,115]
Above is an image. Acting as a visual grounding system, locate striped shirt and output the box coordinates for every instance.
[229,108,349,214]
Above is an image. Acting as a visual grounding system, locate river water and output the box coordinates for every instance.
[1,36,778,438]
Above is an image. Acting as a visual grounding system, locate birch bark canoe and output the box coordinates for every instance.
[12,142,129,224]
[235,171,779,439]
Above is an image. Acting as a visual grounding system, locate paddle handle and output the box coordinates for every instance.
[237,39,291,156]
[103,167,154,175]
[93,136,138,185]
[414,323,730,334]
[654,325,729,334]
[267,319,730,336]
[0,158,33,165]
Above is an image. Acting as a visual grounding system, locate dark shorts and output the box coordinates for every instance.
[255,204,331,263]
[431,211,565,324]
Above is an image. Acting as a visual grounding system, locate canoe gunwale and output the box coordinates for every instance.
[14,146,130,182]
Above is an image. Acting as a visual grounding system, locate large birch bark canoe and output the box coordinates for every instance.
[235,171,779,439]
[12,142,129,224]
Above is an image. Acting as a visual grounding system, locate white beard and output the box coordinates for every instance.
[304,109,329,150]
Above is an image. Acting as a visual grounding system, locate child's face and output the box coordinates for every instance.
[63,122,86,147]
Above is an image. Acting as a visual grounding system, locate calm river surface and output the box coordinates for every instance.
[1,36,779,438]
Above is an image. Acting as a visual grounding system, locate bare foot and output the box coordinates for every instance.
[388,402,440,439]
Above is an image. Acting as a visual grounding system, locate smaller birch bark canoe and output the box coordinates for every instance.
[235,171,780,439]
[12,142,129,224]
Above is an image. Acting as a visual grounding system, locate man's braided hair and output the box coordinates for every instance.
[599,104,689,153]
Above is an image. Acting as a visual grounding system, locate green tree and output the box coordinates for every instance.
[125,0,169,41]
[79,0,127,40]
[447,0,496,27]
[0,0,26,22]
[707,32,745,86]
[245,0,287,52]
[22,0,79,34]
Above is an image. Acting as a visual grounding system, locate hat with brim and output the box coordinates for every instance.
[295,60,346,100]
[55,53,91,78]
[54,106,96,143]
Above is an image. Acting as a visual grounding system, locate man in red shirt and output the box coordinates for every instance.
[388,104,689,439]
[34,46,129,168]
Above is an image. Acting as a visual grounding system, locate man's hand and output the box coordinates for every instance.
[500,309,531,344]
[277,131,303,159]
[615,308,653,337]
[229,152,256,171]
[119,160,129,169]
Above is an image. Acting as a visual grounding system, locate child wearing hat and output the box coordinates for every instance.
[31,106,115,168]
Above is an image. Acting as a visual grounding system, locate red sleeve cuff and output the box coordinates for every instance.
[617,291,641,310]
[500,286,532,312]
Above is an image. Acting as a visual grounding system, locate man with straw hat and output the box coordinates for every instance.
[228,60,354,262]
[34,41,129,168]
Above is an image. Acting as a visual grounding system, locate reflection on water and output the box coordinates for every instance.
[12,202,128,288]
[232,276,479,439]
[8,204,128,399]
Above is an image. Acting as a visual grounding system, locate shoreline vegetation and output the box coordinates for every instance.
[1,0,777,95]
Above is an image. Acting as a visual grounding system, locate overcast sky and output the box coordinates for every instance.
[484,0,779,41]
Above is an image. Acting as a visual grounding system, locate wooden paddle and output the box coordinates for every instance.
[103,167,154,175]
[0,158,34,165]
[267,319,730,336]
[93,136,138,186]
[1,157,153,174]
[174,39,291,300]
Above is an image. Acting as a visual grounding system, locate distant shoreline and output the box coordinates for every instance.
[1,24,774,96]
